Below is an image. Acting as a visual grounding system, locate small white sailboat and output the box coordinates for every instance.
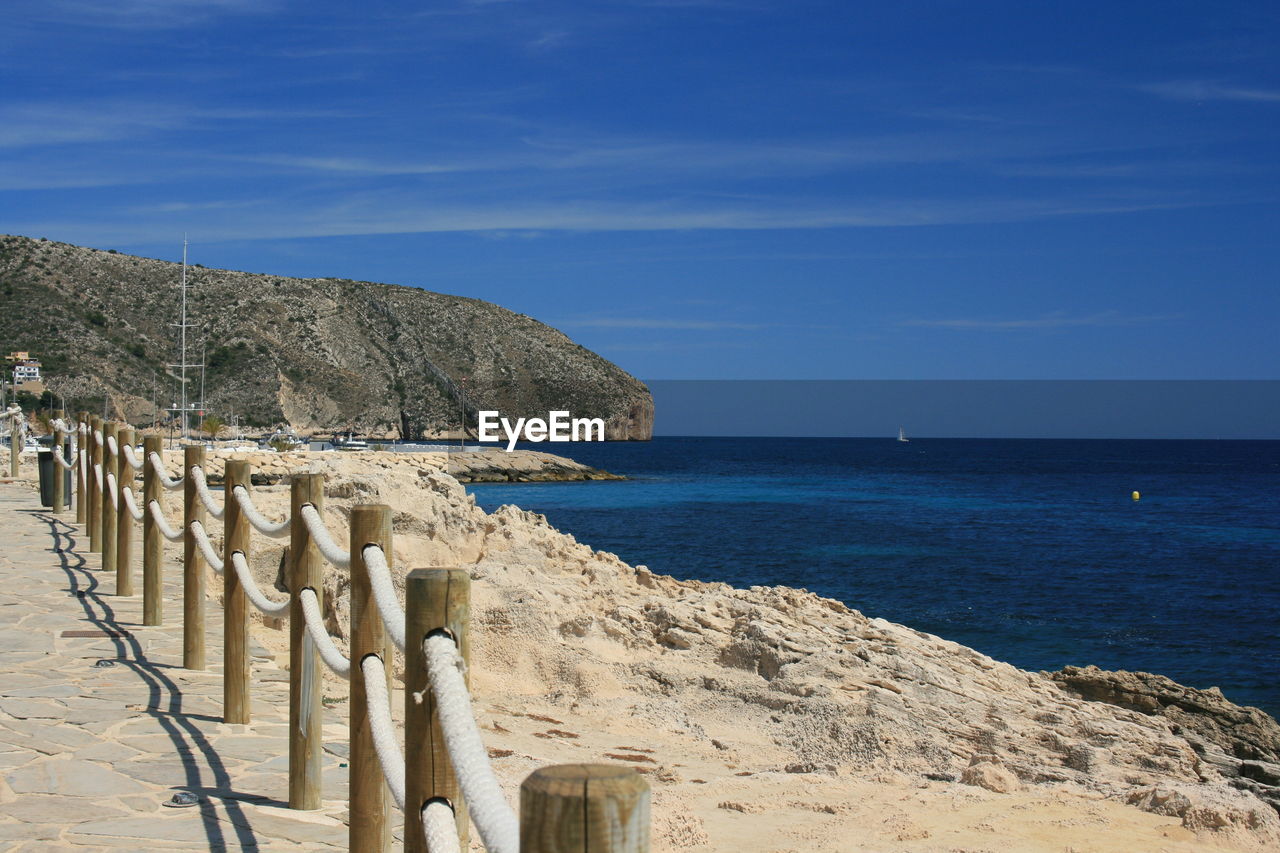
[897,426,909,443]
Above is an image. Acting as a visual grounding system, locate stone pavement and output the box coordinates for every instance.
[0,481,399,850]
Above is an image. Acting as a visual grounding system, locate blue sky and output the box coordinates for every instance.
[2,0,1277,380]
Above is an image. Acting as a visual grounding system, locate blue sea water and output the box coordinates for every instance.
[465,437,1280,717]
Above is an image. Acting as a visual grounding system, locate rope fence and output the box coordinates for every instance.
[35,412,650,853]
[299,503,351,568]
[232,485,291,537]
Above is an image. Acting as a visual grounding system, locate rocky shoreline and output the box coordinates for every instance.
[1049,665,1280,819]
[7,446,1277,850]
[445,448,625,483]
[159,446,623,486]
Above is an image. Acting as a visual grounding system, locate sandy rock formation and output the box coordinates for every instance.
[1051,664,1280,818]
[162,453,1279,851]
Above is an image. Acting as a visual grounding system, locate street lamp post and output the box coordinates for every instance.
[458,376,469,453]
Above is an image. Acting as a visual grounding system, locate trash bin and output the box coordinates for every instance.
[37,447,73,508]
[38,449,53,506]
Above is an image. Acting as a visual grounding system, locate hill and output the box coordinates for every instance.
[0,235,652,439]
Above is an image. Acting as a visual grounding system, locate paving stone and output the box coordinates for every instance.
[0,698,67,720]
[7,758,153,796]
[3,652,57,665]
[209,734,285,762]
[74,741,141,762]
[0,794,132,823]
[66,814,237,845]
[1,684,81,699]
[0,822,65,843]
[0,720,101,752]
[114,756,210,786]
[217,801,350,846]
[0,486,350,848]
[0,748,40,771]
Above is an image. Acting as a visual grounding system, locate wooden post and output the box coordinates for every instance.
[88,416,103,552]
[289,472,325,810]
[405,568,471,852]
[75,412,88,525]
[521,765,651,853]
[101,422,118,575]
[116,426,135,596]
[223,459,251,724]
[52,410,66,514]
[183,445,206,670]
[143,435,164,626]
[8,408,17,478]
[350,504,393,853]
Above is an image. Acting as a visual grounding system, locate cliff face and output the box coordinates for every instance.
[0,235,652,439]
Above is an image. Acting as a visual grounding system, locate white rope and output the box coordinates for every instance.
[93,462,103,491]
[425,633,519,853]
[94,429,103,445]
[149,452,185,489]
[106,435,118,456]
[190,466,225,520]
[105,471,120,511]
[231,486,291,538]
[121,442,144,471]
[52,418,72,433]
[298,588,351,678]
[299,505,350,569]
[189,519,225,573]
[229,551,290,615]
[423,802,462,853]
[360,655,406,811]
[122,486,145,522]
[78,423,87,434]
[364,545,406,652]
[54,446,77,471]
[148,500,184,541]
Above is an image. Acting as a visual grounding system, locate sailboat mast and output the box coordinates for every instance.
[181,238,188,439]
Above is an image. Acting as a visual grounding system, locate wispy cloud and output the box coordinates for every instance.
[901,311,1181,331]
[559,317,764,331]
[595,340,755,353]
[19,0,278,29]
[0,101,363,150]
[235,124,1189,187]
[124,199,270,215]
[1138,80,1280,104]
[238,155,474,176]
[0,104,183,148]
[9,191,1223,247]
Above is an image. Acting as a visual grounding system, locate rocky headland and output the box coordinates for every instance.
[0,234,653,440]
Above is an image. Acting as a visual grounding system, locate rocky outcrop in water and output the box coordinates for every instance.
[446,449,624,483]
[0,234,653,440]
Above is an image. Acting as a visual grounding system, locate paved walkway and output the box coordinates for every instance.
[0,481,391,850]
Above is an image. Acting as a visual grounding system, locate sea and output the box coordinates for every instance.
[465,437,1280,717]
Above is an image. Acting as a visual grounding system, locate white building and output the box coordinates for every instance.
[6,352,42,391]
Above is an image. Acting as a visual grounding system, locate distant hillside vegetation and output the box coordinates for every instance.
[0,235,652,439]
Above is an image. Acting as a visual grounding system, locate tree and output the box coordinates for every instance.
[201,415,225,438]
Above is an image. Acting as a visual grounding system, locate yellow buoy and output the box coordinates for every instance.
[1132,491,1141,501]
